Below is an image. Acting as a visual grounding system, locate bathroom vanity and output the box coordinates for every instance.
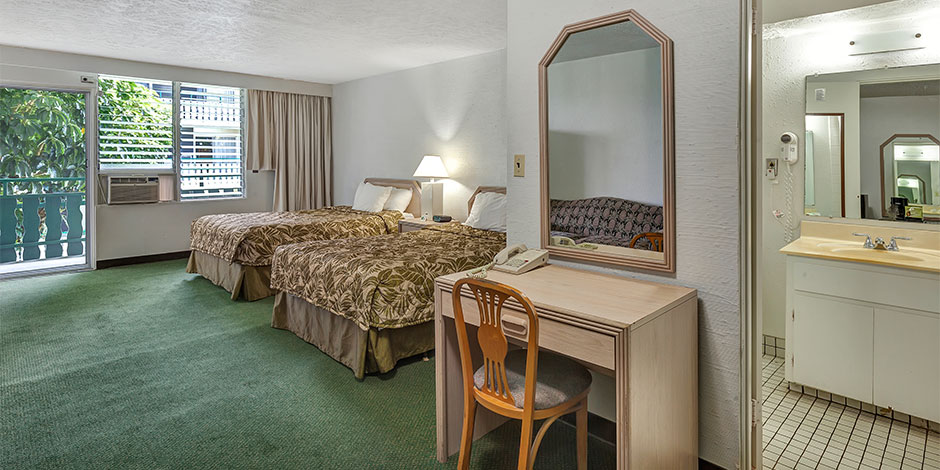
[781,221,940,423]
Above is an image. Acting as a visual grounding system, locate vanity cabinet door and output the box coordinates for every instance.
[790,293,874,403]
[873,307,940,422]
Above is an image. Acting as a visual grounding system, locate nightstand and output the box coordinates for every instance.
[398,218,450,233]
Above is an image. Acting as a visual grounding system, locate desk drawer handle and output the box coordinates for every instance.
[501,316,528,336]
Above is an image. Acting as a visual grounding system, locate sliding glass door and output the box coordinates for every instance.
[0,86,93,277]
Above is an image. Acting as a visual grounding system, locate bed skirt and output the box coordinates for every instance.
[186,251,274,301]
[271,292,434,379]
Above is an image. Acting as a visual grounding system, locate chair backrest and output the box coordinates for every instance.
[629,231,664,252]
[451,278,540,410]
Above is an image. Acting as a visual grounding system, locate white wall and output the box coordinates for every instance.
[0,45,332,261]
[547,49,663,204]
[859,95,940,216]
[332,50,507,221]
[507,1,742,467]
[760,0,940,339]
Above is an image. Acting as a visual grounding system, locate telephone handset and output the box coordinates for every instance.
[466,244,549,279]
[550,235,598,251]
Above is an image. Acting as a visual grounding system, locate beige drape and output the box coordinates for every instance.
[245,90,332,211]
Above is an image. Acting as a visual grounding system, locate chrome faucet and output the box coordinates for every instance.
[853,233,875,249]
[886,236,911,252]
[852,233,911,251]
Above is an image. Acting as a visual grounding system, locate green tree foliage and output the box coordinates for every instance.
[0,79,171,195]
[0,88,86,184]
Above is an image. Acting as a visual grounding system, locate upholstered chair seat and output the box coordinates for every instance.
[473,349,592,410]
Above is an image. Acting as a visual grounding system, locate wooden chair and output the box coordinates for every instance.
[629,231,664,252]
[451,278,592,470]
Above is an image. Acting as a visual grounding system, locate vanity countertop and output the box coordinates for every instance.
[781,236,940,273]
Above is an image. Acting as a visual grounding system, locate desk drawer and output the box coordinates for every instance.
[443,292,615,371]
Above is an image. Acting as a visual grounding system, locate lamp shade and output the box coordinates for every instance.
[413,155,449,179]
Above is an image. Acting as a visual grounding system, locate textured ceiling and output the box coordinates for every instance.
[0,0,506,84]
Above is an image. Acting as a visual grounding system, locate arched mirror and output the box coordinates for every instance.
[539,10,675,272]
[880,134,940,219]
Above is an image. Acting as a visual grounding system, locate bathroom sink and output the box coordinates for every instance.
[826,246,927,263]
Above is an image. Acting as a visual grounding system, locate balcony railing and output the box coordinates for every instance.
[0,177,86,264]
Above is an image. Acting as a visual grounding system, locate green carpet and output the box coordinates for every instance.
[1,260,614,469]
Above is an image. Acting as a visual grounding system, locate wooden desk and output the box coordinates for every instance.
[434,265,698,469]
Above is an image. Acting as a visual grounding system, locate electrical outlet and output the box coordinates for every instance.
[765,158,778,179]
[513,154,525,177]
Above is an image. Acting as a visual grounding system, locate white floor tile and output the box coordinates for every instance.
[760,354,939,470]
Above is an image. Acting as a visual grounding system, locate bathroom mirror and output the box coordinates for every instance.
[539,10,675,272]
[804,64,940,223]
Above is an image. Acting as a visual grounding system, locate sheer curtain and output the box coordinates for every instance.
[245,90,332,211]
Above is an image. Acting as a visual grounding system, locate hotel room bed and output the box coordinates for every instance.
[186,178,420,301]
[268,187,507,378]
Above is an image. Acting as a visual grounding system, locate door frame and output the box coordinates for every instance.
[805,113,847,217]
[0,65,98,277]
[740,0,762,469]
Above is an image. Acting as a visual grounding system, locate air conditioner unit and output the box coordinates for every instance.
[107,176,160,204]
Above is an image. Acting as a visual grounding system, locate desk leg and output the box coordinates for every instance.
[435,288,449,462]
[436,290,508,462]
[615,331,628,470]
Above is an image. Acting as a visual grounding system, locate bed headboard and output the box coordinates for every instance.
[363,178,422,216]
[468,186,507,213]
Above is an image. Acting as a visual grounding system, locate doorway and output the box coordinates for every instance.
[747,1,940,469]
[0,76,96,278]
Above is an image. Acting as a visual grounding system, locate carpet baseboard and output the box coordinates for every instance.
[97,251,190,269]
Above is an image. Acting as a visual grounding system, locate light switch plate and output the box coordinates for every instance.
[513,154,525,177]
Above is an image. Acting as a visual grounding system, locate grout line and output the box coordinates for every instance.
[817,401,848,470]
[794,398,831,468]
[836,406,863,470]
[856,411,879,469]
[763,373,797,452]
[876,416,896,469]
[776,393,818,468]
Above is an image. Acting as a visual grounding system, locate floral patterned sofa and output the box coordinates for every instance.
[549,197,663,250]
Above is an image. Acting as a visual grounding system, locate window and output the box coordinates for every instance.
[98,76,173,170]
[179,83,243,199]
[97,76,244,200]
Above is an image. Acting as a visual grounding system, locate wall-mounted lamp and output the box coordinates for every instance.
[848,30,925,56]
[413,155,449,217]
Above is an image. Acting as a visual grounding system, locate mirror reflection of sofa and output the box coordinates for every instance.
[549,197,664,251]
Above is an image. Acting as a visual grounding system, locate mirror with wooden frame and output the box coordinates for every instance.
[539,10,675,272]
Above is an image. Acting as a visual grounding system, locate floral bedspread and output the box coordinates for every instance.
[190,207,402,266]
[270,223,506,329]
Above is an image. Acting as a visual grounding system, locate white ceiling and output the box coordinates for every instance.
[763,0,896,23]
[0,0,507,84]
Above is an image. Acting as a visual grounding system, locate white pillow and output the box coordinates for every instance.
[383,187,413,213]
[352,183,392,212]
[464,192,506,231]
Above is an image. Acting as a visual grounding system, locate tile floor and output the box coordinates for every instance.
[762,354,940,470]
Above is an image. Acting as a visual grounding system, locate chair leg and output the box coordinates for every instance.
[518,417,536,470]
[576,399,588,470]
[458,398,477,470]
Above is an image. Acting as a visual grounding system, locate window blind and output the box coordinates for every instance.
[178,83,243,200]
[97,76,173,169]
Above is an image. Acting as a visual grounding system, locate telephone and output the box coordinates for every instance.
[466,244,549,279]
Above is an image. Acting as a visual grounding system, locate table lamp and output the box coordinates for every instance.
[413,155,449,218]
